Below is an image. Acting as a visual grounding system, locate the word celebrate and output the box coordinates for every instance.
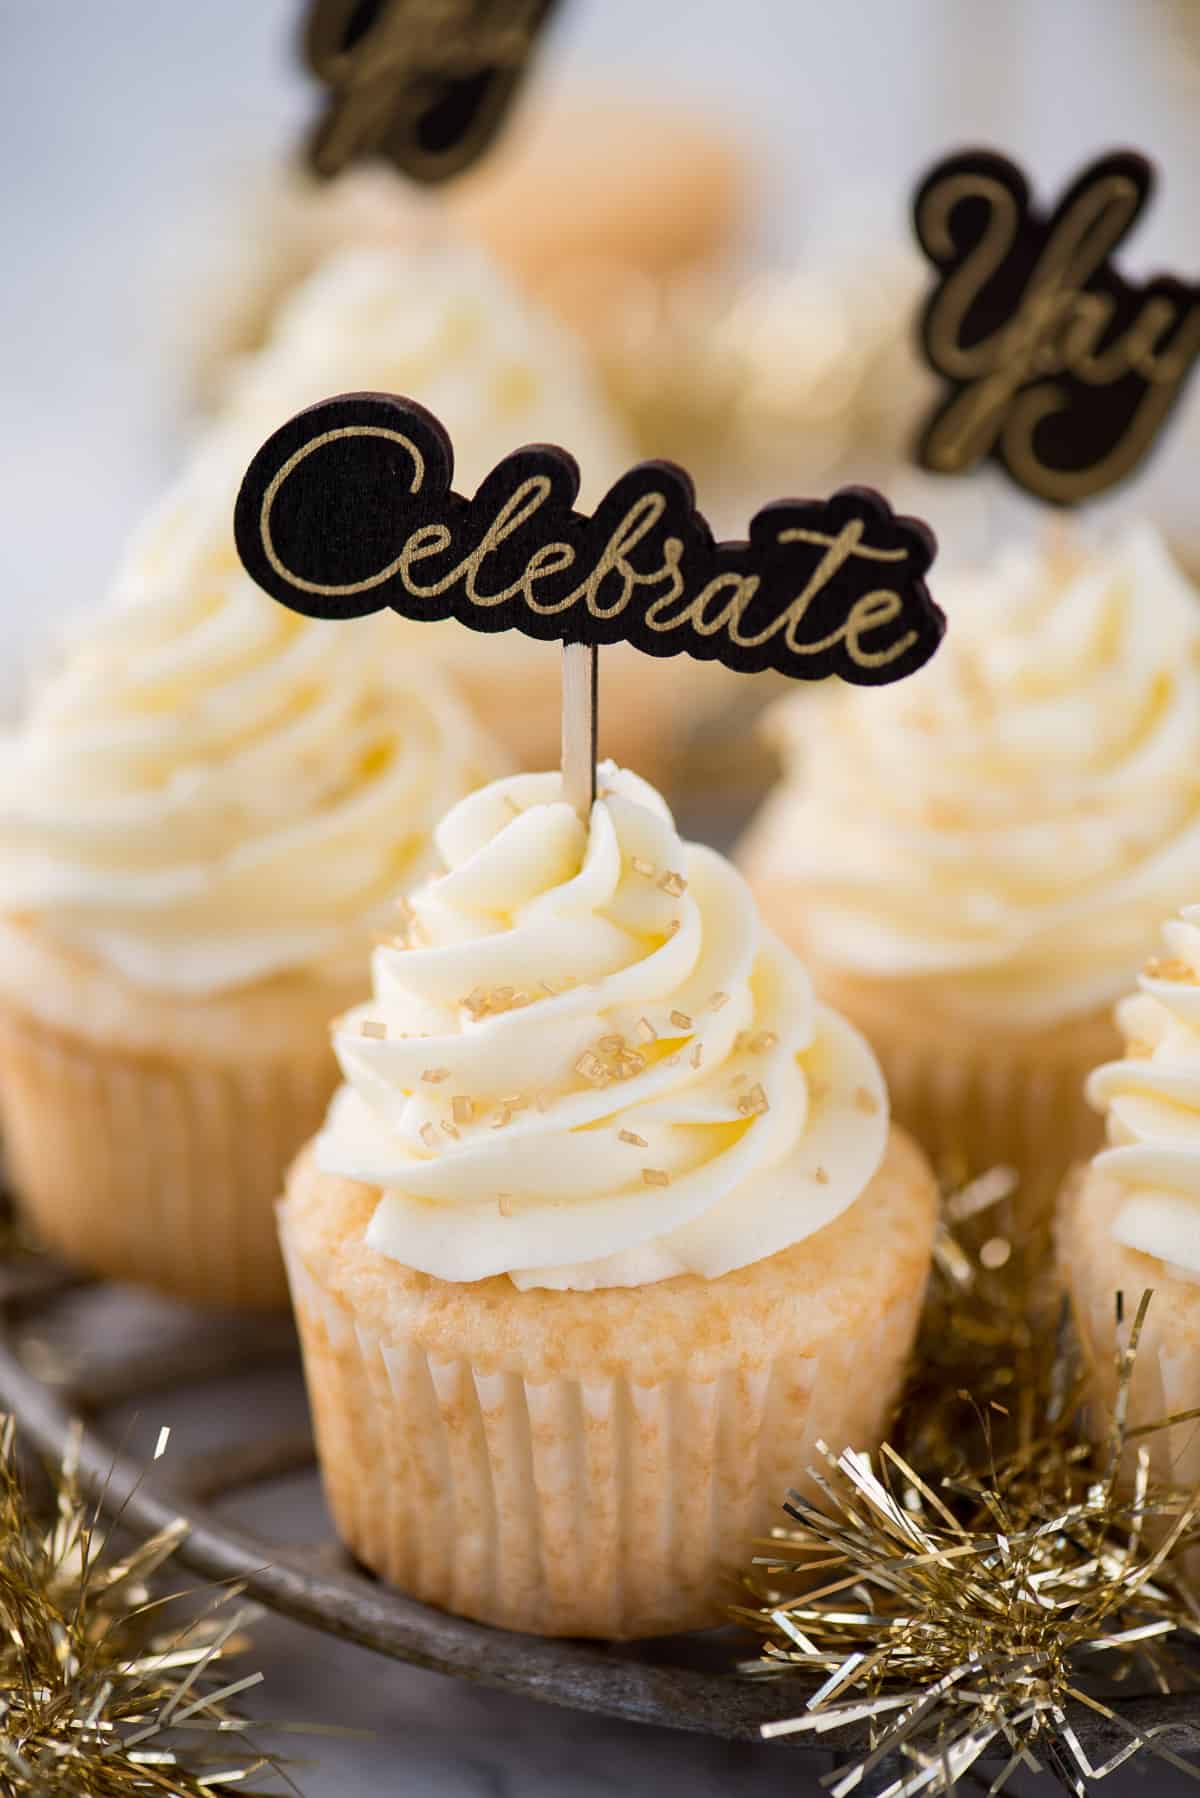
[234,392,944,688]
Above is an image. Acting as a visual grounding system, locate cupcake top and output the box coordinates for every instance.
[318,764,888,1290]
[1088,905,1200,1278]
[751,523,1200,1028]
[222,241,633,506]
[0,454,500,997]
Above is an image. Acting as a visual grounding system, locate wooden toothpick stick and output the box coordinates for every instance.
[561,642,598,819]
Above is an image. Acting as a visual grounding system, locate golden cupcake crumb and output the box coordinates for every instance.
[642,1167,670,1187]
[670,1010,693,1031]
[620,1129,648,1147]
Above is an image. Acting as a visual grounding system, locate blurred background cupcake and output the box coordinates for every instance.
[742,524,1200,1232]
[0,447,503,1310]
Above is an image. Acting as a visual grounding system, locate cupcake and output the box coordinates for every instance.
[281,762,937,1638]
[1061,903,1200,1489]
[0,457,502,1309]
[211,241,733,779]
[742,524,1200,1232]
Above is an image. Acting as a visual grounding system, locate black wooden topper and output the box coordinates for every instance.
[303,0,559,184]
[913,148,1200,505]
[233,392,944,686]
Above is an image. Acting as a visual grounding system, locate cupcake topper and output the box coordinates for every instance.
[233,391,945,814]
[912,148,1200,505]
[302,0,559,184]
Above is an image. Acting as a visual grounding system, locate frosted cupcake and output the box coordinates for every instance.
[213,242,730,779]
[743,525,1200,1230]
[281,763,937,1637]
[1061,904,1200,1488]
[0,459,501,1309]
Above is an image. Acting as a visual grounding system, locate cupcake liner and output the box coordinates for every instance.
[1061,1167,1200,1495]
[280,1132,935,1640]
[0,1004,337,1310]
[877,1021,1109,1241]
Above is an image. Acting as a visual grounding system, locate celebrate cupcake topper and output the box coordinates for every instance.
[913,148,1200,505]
[302,0,559,183]
[233,390,945,812]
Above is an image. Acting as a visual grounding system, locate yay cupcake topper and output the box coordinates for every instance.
[913,148,1200,505]
[302,0,559,183]
[233,390,944,811]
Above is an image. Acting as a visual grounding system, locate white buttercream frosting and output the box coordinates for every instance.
[1088,905,1200,1280]
[753,524,1200,1028]
[0,456,500,996]
[317,763,888,1290]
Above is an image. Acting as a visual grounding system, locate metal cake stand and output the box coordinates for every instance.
[0,1245,1198,1781]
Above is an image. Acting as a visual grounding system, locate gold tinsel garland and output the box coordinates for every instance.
[0,1414,293,1795]
[735,1170,1200,1793]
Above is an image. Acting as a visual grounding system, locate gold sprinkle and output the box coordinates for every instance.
[636,1017,658,1044]
[598,1034,626,1055]
[731,1071,748,1088]
[420,1122,439,1151]
[617,1050,647,1080]
[497,1193,514,1216]
[664,1053,682,1068]
[751,1031,779,1054]
[708,991,729,1012]
[670,1010,693,1031]
[452,1095,475,1125]
[360,1019,387,1040]
[657,870,687,897]
[491,1107,513,1130]
[690,1042,704,1069]
[732,1030,749,1054]
[575,1050,608,1085]
[631,856,657,879]
[462,986,489,1018]
[814,1165,829,1185]
[499,1093,529,1112]
[1145,956,1195,982]
[855,1086,881,1115]
[440,1120,460,1141]
[422,1068,450,1084]
[665,919,681,938]
[737,1083,769,1118]
[642,1168,670,1188]
[620,1130,648,1147]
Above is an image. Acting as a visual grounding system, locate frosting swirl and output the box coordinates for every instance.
[318,764,888,1290]
[1088,905,1200,1279]
[0,454,500,995]
[751,524,1200,1027]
